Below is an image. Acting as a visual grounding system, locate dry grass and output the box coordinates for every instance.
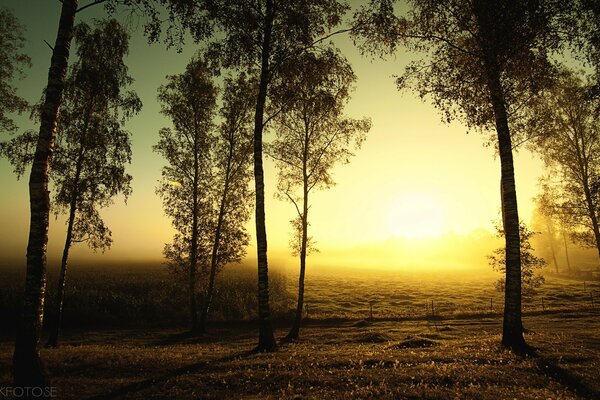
[1,311,599,399]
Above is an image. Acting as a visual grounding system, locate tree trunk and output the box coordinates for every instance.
[545,220,559,273]
[46,100,91,348]
[562,228,572,272]
[286,121,310,342]
[286,194,308,342]
[254,0,276,352]
[486,67,527,351]
[190,127,200,333]
[46,142,86,348]
[13,0,77,389]
[582,182,600,271]
[199,141,234,333]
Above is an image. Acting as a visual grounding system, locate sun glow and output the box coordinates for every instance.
[386,192,446,239]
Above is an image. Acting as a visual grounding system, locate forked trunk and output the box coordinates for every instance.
[286,124,310,342]
[46,102,90,348]
[13,0,77,388]
[254,0,276,352]
[199,144,233,333]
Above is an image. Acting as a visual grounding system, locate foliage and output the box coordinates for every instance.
[0,7,30,135]
[1,19,140,251]
[154,57,253,295]
[528,69,600,254]
[268,49,370,256]
[488,221,546,296]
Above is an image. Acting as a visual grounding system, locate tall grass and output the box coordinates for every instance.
[0,265,294,331]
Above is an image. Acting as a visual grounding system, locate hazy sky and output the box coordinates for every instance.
[0,0,547,271]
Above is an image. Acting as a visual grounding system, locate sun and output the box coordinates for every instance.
[386,192,446,238]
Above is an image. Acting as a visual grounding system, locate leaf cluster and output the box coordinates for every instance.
[0,7,31,134]
[488,221,546,295]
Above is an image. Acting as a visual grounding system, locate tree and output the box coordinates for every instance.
[159,0,351,351]
[0,7,30,134]
[13,0,79,388]
[7,0,163,387]
[268,49,369,341]
[198,74,254,334]
[354,0,561,351]
[528,70,600,270]
[488,221,546,296]
[155,56,218,333]
[1,19,140,348]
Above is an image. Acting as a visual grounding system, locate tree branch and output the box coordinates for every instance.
[76,0,107,14]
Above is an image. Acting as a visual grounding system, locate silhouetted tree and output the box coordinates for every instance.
[354,0,561,352]
[1,19,140,348]
[0,7,30,134]
[158,0,352,351]
[268,49,369,341]
[11,0,79,388]
[528,70,600,270]
[7,0,162,387]
[155,56,217,333]
[559,1,600,97]
[489,221,546,296]
[198,74,254,334]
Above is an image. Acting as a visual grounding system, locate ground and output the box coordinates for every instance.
[1,310,599,399]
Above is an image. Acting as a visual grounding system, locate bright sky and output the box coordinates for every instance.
[0,0,546,271]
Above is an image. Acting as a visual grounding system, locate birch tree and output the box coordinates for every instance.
[198,74,254,334]
[155,56,217,333]
[269,49,369,341]
[158,0,351,351]
[8,0,160,386]
[1,19,140,348]
[528,70,600,270]
[354,0,561,352]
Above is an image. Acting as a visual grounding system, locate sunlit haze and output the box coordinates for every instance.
[0,0,546,272]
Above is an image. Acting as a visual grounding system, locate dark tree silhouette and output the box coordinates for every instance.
[5,0,165,387]
[354,0,561,352]
[0,7,30,134]
[1,19,140,348]
[527,70,600,270]
[268,49,369,341]
[198,74,254,334]
[12,0,78,388]
[155,56,217,333]
[159,0,351,351]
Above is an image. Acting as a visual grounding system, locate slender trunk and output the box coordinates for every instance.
[13,0,77,389]
[562,228,572,272]
[286,121,310,342]
[287,190,309,341]
[479,54,526,349]
[46,117,89,348]
[545,221,559,273]
[190,130,200,332]
[199,142,234,333]
[254,0,276,352]
[582,182,600,271]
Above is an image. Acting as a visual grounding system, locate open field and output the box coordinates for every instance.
[1,266,599,399]
[1,311,600,399]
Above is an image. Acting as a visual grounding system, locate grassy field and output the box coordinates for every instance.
[0,266,599,399]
